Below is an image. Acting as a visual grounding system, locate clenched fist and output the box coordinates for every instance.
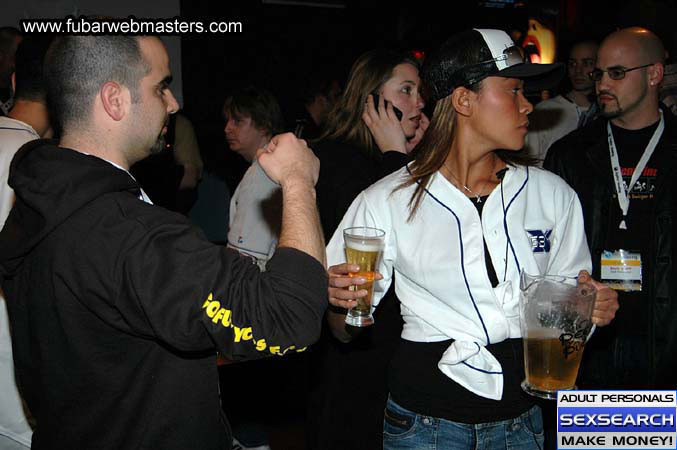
[257,133,320,188]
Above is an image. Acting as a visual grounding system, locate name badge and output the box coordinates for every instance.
[600,250,642,292]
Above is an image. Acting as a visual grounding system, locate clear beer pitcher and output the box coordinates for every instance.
[518,271,595,400]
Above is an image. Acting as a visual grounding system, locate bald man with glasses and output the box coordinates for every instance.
[544,27,676,389]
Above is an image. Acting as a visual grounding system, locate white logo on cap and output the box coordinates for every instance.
[474,29,518,71]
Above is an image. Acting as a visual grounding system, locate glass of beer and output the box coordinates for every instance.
[518,271,595,400]
[343,227,385,327]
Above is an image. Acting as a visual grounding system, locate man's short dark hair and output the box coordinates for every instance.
[0,27,22,84]
[222,86,284,137]
[44,36,149,135]
[0,27,21,56]
[13,35,53,102]
[299,72,339,106]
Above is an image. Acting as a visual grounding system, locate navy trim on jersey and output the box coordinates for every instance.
[461,361,503,375]
[458,342,503,375]
[406,166,491,345]
[502,166,529,275]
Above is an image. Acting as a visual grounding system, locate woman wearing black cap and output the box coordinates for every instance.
[325,29,618,449]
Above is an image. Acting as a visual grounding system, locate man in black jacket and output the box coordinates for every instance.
[545,27,675,389]
[0,35,328,450]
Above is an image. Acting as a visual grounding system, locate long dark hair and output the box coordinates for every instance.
[317,49,419,156]
[399,30,537,220]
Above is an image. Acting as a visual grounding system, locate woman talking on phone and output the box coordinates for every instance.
[314,48,427,240]
[325,29,618,449]
[308,48,428,450]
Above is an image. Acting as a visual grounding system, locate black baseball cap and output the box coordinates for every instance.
[423,29,564,101]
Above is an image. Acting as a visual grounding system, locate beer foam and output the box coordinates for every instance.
[345,239,384,253]
[526,327,561,339]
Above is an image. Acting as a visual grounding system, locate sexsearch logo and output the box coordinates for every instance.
[557,391,677,449]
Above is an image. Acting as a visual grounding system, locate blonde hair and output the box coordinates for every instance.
[317,49,418,156]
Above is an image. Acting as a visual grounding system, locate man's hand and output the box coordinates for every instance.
[263,133,325,267]
[328,263,383,310]
[362,94,408,154]
[257,133,319,188]
[578,270,619,326]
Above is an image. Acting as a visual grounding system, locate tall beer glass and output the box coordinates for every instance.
[343,227,385,327]
[518,271,595,400]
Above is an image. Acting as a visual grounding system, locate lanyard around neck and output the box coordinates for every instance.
[607,110,664,230]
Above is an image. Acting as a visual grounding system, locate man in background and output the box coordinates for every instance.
[225,85,285,266]
[0,27,22,116]
[525,39,599,164]
[293,74,340,140]
[545,27,675,389]
[0,34,52,450]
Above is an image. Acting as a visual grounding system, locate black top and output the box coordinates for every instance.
[314,139,410,240]
[387,194,535,423]
[308,139,410,450]
[605,121,661,252]
[476,195,500,288]
[388,338,533,423]
[605,121,664,336]
[0,140,329,450]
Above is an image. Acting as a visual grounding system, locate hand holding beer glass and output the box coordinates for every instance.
[342,227,385,327]
[518,271,595,400]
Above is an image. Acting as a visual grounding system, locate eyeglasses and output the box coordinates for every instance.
[588,64,654,81]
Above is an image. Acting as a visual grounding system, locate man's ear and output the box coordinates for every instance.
[451,86,475,117]
[648,63,664,87]
[11,71,16,93]
[100,81,130,121]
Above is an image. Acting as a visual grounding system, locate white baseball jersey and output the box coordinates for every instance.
[326,163,592,400]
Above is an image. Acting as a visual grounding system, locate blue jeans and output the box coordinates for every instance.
[383,397,544,450]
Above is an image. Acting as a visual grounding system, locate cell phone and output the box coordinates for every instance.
[371,93,403,121]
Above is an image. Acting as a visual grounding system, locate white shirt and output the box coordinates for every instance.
[227,161,281,267]
[0,116,38,448]
[524,95,591,165]
[326,164,592,400]
[0,117,39,229]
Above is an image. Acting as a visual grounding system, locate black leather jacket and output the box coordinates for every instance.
[544,109,677,388]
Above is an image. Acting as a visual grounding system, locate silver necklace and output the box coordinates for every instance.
[460,181,486,203]
[444,166,491,204]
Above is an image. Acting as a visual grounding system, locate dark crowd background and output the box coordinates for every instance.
[179,0,677,192]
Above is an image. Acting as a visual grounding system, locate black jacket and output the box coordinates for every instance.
[314,139,410,241]
[544,111,677,387]
[0,140,328,449]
